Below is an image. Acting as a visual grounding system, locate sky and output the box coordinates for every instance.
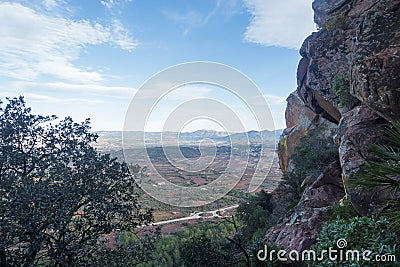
[0,0,316,132]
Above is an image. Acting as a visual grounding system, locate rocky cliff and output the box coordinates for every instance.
[267,0,400,251]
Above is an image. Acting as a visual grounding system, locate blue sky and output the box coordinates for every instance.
[0,0,315,131]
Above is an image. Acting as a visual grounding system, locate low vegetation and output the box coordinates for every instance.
[310,216,398,267]
[324,14,348,31]
[134,221,239,267]
[279,127,338,208]
[309,122,400,266]
[326,198,358,222]
[236,190,273,244]
[332,74,359,108]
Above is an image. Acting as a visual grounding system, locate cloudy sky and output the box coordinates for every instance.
[0,0,315,131]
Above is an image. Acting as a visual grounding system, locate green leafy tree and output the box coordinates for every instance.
[134,221,242,267]
[82,230,160,266]
[236,190,272,243]
[180,234,232,267]
[0,97,154,266]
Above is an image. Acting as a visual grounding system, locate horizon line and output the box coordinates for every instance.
[92,129,284,133]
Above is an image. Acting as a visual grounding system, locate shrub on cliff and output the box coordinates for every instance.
[332,74,359,108]
[309,216,398,267]
[324,14,348,31]
[326,198,358,222]
[263,128,339,231]
[281,127,338,202]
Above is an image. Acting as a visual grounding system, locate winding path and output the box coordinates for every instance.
[149,204,239,226]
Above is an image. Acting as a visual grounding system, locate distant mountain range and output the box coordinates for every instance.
[93,129,283,150]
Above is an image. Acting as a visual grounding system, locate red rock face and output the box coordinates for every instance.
[271,0,400,252]
[265,161,344,252]
[312,0,352,27]
[351,2,400,121]
[279,92,321,172]
[338,105,388,215]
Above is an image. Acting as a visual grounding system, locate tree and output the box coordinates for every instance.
[236,190,272,243]
[0,97,154,266]
[180,234,231,267]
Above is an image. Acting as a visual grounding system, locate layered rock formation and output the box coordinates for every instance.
[267,0,400,251]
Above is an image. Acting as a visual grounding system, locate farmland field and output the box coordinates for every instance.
[94,130,282,227]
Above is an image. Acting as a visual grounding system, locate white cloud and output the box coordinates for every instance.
[244,0,316,49]
[100,0,132,10]
[110,19,137,51]
[42,0,57,9]
[10,81,137,98]
[37,61,103,82]
[23,93,104,104]
[0,2,136,82]
[100,0,114,9]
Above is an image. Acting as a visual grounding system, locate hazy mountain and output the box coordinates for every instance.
[94,129,283,150]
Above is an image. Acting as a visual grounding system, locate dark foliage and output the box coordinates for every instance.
[0,97,155,266]
[236,190,273,243]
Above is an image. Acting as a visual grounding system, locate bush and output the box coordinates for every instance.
[309,216,398,266]
[281,127,338,202]
[325,14,347,31]
[262,128,340,230]
[326,198,358,221]
[332,74,358,108]
[136,221,239,267]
